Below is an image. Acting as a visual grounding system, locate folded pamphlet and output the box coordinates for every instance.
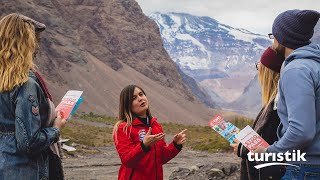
[55,90,83,120]
[208,114,240,143]
[235,125,269,152]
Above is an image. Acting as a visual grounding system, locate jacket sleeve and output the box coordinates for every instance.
[238,142,250,159]
[158,125,181,165]
[160,141,181,164]
[15,79,60,156]
[268,68,316,153]
[115,126,147,168]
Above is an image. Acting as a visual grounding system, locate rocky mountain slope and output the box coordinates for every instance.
[0,0,219,124]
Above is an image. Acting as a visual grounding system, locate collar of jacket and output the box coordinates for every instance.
[131,117,157,126]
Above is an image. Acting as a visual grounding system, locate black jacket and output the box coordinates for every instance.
[237,100,285,180]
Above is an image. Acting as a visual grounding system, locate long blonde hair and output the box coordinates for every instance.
[113,85,152,144]
[258,64,280,108]
[0,13,37,92]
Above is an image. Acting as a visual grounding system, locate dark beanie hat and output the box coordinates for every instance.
[260,47,285,73]
[272,9,320,49]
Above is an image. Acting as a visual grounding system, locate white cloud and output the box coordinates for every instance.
[135,0,320,34]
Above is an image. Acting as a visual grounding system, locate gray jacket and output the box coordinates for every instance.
[0,72,60,179]
[268,44,320,164]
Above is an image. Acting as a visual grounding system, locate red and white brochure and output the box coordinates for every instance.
[235,125,269,152]
[208,114,240,143]
[55,90,83,120]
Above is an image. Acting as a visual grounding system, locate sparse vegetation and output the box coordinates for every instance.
[61,114,253,153]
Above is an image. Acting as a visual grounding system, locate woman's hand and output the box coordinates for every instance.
[53,111,67,129]
[230,138,240,154]
[173,129,187,145]
[143,128,165,147]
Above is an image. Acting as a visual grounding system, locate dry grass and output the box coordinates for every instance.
[61,114,253,153]
[62,120,114,147]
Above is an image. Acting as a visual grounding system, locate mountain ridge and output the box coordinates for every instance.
[149,12,271,111]
[0,0,226,124]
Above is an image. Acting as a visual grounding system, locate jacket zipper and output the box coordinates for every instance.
[151,119,158,180]
[129,169,135,180]
[154,144,158,180]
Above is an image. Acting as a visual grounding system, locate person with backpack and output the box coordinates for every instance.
[0,13,66,179]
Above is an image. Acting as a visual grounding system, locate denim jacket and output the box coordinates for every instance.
[0,71,60,180]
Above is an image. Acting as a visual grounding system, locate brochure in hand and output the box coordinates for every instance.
[208,114,240,143]
[235,125,269,152]
[55,90,83,120]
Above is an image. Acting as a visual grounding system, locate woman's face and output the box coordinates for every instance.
[131,87,149,118]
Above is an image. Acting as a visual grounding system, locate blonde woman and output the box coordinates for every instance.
[113,85,187,180]
[230,47,285,180]
[0,13,66,179]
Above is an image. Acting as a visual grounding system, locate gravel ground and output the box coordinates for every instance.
[63,146,240,180]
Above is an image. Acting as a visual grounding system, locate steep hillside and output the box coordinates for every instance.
[230,75,261,118]
[0,0,221,124]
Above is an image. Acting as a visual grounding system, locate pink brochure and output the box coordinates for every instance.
[55,90,83,120]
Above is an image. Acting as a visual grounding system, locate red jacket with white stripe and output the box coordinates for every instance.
[114,117,181,180]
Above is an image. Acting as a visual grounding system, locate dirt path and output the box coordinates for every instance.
[63,146,240,180]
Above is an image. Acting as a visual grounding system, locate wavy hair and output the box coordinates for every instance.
[0,13,37,92]
[258,63,280,108]
[113,85,152,144]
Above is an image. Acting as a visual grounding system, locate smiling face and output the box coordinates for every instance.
[131,87,149,118]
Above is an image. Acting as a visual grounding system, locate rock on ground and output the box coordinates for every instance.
[63,146,240,180]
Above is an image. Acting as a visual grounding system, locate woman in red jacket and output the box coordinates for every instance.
[113,85,187,180]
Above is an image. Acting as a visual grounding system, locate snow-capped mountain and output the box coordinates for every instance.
[149,12,271,115]
[149,12,271,78]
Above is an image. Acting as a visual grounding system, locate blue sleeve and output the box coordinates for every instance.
[15,79,60,156]
[268,68,316,153]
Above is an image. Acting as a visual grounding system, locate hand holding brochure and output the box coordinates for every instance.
[208,114,240,143]
[235,125,269,152]
[55,90,83,120]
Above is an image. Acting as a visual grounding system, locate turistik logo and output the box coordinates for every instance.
[247,150,306,169]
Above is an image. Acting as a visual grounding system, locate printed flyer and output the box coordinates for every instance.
[235,125,269,152]
[208,114,240,143]
[55,90,83,120]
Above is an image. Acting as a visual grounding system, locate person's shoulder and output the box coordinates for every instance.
[22,77,40,90]
[118,121,128,129]
[17,73,41,95]
[282,59,314,75]
[151,117,162,126]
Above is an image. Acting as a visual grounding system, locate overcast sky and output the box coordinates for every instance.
[136,0,320,35]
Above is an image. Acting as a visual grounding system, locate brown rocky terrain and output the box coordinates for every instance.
[0,0,223,124]
[63,145,240,180]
